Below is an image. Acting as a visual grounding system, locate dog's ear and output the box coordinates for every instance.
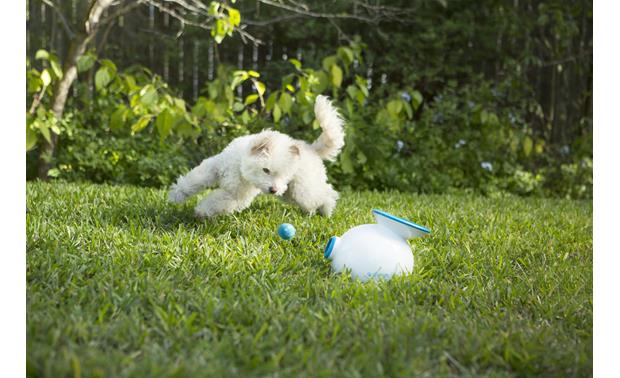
[251,136,272,156]
[289,145,300,157]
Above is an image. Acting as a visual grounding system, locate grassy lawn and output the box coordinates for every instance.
[26,181,592,377]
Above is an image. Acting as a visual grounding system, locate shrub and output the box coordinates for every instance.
[27,42,592,198]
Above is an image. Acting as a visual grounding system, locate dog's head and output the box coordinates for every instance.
[240,131,301,196]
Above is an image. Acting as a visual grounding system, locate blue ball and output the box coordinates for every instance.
[277,223,296,240]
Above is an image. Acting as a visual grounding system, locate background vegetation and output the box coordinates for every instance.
[26,0,593,197]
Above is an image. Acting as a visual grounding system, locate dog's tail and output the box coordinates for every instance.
[311,95,345,161]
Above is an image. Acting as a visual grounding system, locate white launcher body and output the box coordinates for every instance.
[324,209,431,282]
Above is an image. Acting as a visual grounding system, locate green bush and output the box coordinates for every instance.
[27,42,592,198]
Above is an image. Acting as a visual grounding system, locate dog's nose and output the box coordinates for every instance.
[269,186,277,194]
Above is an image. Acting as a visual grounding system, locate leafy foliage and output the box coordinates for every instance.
[26,38,591,198]
[26,0,592,198]
[26,51,64,152]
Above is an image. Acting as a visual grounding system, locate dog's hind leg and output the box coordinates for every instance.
[168,157,219,203]
[317,185,339,217]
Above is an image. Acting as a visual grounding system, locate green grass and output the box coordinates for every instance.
[26,181,592,377]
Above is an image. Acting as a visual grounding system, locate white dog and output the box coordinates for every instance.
[168,95,345,218]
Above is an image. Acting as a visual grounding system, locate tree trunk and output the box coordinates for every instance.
[37,34,89,179]
[37,0,115,179]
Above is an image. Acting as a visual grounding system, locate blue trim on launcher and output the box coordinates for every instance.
[372,209,431,234]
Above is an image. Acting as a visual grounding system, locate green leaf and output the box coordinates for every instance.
[331,65,343,88]
[207,83,219,99]
[230,72,247,89]
[356,76,369,97]
[233,70,248,78]
[124,75,139,93]
[480,110,489,125]
[50,60,63,79]
[95,68,112,91]
[191,98,208,117]
[322,55,337,72]
[226,102,241,112]
[337,47,354,67]
[155,109,175,141]
[208,1,220,16]
[49,117,60,135]
[355,75,367,89]
[523,136,533,157]
[254,81,266,96]
[356,91,365,105]
[387,100,403,117]
[228,8,241,26]
[265,92,278,111]
[487,112,499,126]
[212,19,227,44]
[535,139,545,154]
[314,71,329,93]
[26,117,38,151]
[297,91,313,106]
[340,149,354,173]
[38,121,51,143]
[40,69,52,87]
[279,92,293,114]
[298,77,308,92]
[346,85,359,101]
[403,101,413,119]
[411,90,423,110]
[173,98,186,112]
[302,110,313,125]
[241,110,251,124]
[244,94,259,106]
[27,74,43,94]
[286,84,295,93]
[77,54,96,73]
[356,151,367,164]
[35,49,50,60]
[345,99,354,116]
[289,58,302,71]
[47,168,60,178]
[139,85,158,107]
[100,59,118,75]
[273,104,282,123]
[131,115,153,134]
[110,105,128,131]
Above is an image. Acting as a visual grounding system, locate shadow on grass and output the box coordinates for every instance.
[97,194,305,237]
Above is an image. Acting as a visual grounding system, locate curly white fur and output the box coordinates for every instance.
[168,95,345,218]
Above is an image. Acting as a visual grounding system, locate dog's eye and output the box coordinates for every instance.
[263,168,270,174]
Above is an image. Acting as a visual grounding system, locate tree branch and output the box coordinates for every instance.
[257,0,384,24]
[243,14,303,26]
[141,0,263,45]
[99,0,143,26]
[255,0,419,25]
[328,18,353,44]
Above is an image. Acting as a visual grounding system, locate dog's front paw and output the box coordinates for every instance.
[168,185,188,203]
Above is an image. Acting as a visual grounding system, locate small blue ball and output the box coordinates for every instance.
[277,223,296,240]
